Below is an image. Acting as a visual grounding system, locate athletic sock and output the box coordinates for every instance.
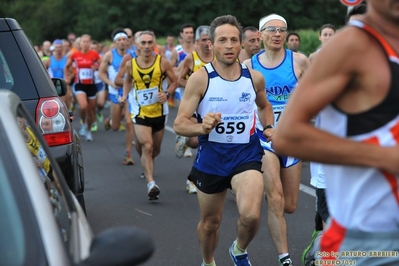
[234,240,247,255]
[147,181,155,190]
[202,260,216,266]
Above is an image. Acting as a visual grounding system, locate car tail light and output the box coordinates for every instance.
[36,97,73,146]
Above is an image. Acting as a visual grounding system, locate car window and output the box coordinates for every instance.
[0,123,47,266]
[0,32,38,99]
[16,105,73,245]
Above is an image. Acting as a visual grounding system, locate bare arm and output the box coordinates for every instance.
[170,49,178,67]
[158,57,178,103]
[98,51,116,87]
[178,54,193,88]
[173,68,221,137]
[114,54,132,87]
[293,53,310,79]
[250,69,274,141]
[273,28,399,174]
[120,60,133,103]
[63,56,73,84]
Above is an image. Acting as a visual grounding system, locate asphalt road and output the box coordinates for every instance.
[76,104,317,266]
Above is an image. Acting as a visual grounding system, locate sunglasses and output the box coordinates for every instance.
[261,26,288,33]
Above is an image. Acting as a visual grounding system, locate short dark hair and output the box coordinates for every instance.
[345,3,367,23]
[286,32,300,42]
[319,24,336,35]
[111,28,127,40]
[180,23,194,33]
[242,26,258,41]
[209,15,242,44]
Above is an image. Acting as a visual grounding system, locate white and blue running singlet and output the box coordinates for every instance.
[193,63,264,177]
[251,49,300,167]
[108,48,125,97]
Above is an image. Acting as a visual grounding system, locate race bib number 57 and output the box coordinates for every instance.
[208,114,251,144]
[137,87,158,106]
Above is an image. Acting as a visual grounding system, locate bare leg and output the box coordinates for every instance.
[196,189,227,264]
[75,93,87,124]
[231,170,264,250]
[124,105,134,153]
[263,151,288,255]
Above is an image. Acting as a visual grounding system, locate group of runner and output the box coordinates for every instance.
[35,1,399,265]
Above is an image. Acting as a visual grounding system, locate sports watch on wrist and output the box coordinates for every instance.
[263,124,274,131]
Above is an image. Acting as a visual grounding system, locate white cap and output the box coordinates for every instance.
[259,14,287,30]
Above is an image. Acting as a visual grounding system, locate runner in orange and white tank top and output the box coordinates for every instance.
[273,1,399,264]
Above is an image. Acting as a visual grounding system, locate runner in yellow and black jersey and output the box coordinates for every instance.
[120,30,177,201]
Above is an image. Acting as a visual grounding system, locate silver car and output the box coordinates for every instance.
[0,89,154,266]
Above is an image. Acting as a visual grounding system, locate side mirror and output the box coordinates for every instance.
[52,78,67,97]
[76,226,155,266]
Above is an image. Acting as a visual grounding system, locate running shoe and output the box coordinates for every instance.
[186,180,197,194]
[119,123,126,131]
[302,230,321,266]
[85,131,93,141]
[147,183,160,200]
[280,257,294,266]
[184,147,193,157]
[229,240,252,266]
[175,135,187,158]
[123,152,135,165]
[140,173,145,179]
[168,96,175,108]
[91,122,98,132]
[96,112,104,123]
[104,117,111,130]
[79,124,87,136]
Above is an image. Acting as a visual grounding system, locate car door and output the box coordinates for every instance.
[14,103,92,263]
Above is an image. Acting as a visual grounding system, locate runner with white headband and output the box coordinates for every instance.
[98,28,136,165]
[244,13,310,266]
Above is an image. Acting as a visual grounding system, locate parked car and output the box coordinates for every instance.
[0,18,85,211]
[0,89,155,266]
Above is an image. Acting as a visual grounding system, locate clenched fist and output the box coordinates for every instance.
[202,112,222,134]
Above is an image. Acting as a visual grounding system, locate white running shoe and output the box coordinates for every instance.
[175,135,187,158]
[79,124,87,136]
[85,131,93,141]
[147,182,160,200]
[184,147,193,157]
[186,180,197,194]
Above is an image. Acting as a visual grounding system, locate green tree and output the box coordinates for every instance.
[1,0,348,45]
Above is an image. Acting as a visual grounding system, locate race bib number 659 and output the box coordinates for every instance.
[208,114,251,144]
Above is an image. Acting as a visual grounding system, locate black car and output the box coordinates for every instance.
[0,18,85,211]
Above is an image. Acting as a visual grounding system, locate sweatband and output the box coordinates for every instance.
[259,14,287,31]
[113,32,128,41]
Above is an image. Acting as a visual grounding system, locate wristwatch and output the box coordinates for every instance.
[165,92,170,99]
[263,125,274,131]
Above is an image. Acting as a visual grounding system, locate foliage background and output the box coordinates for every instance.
[0,0,348,55]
